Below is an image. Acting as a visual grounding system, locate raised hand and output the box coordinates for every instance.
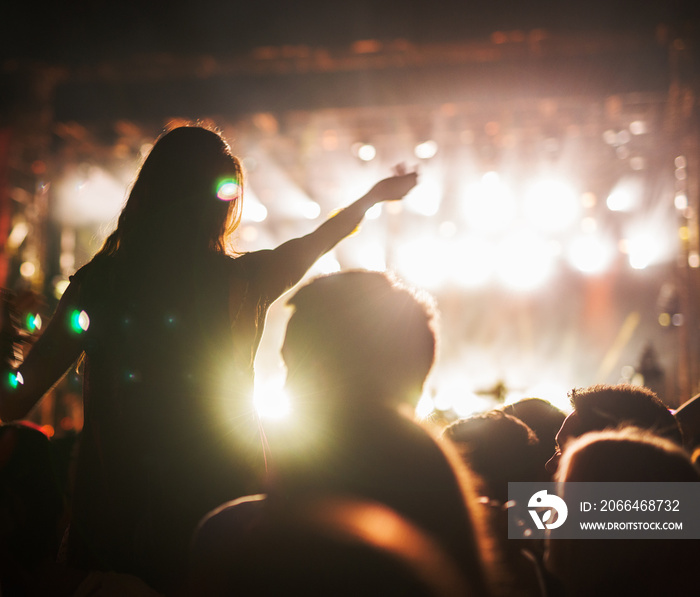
[366,165,418,203]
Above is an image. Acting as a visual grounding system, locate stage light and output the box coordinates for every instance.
[495,231,555,291]
[461,172,516,232]
[452,236,495,289]
[606,176,642,212]
[354,242,386,271]
[523,179,579,233]
[310,252,341,275]
[414,140,438,160]
[352,143,376,161]
[395,238,448,290]
[405,177,441,216]
[675,193,688,210]
[241,197,268,222]
[301,201,321,220]
[567,234,615,274]
[624,233,660,270]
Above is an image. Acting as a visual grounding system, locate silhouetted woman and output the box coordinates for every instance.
[0,124,417,592]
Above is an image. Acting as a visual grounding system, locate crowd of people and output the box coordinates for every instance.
[1,124,699,596]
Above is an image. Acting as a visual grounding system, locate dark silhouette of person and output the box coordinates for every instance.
[501,397,566,480]
[442,412,548,597]
[545,384,682,474]
[442,410,540,504]
[546,428,700,597]
[190,270,492,596]
[190,496,472,597]
[0,124,417,592]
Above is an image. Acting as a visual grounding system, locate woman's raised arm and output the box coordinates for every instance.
[0,282,85,421]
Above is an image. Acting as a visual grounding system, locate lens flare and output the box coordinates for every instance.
[69,310,90,333]
[25,313,42,332]
[216,177,240,201]
[7,371,24,390]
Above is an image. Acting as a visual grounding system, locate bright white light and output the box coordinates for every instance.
[451,236,494,289]
[414,140,438,160]
[356,143,377,161]
[626,237,656,270]
[495,231,556,291]
[606,177,642,212]
[405,178,442,216]
[301,201,321,220]
[415,394,435,419]
[461,172,516,232]
[310,252,341,275]
[523,179,579,232]
[507,381,572,414]
[606,189,634,212]
[395,238,448,290]
[366,203,383,220]
[241,197,268,222]
[254,379,292,420]
[567,235,615,274]
[452,390,492,418]
[675,193,688,210]
[354,242,386,271]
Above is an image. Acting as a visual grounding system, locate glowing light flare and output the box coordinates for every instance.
[451,390,493,418]
[7,371,24,390]
[414,140,438,160]
[365,203,383,220]
[506,382,572,414]
[523,180,580,233]
[495,231,556,292]
[254,379,292,420]
[353,242,387,271]
[405,178,442,216]
[241,197,268,223]
[567,234,615,275]
[622,234,660,270]
[301,201,321,220]
[461,172,516,232]
[69,310,90,334]
[25,313,42,333]
[216,177,240,201]
[451,236,495,289]
[415,394,435,419]
[352,143,377,162]
[310,253,341,276]
[606,177,643,212]
[394,238,449,290]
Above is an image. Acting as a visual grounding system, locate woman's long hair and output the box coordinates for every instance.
[97,124,243,260]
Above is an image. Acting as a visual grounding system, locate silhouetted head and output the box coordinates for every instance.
[557,426,699,483]
[545,384,682,474]
[442,410,540,502]
[282,270,437,408]
[547,428,700,597]
[100,124,243,257]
